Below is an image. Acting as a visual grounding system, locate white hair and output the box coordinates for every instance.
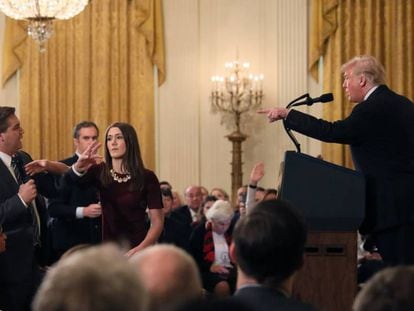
[205,199,234,222]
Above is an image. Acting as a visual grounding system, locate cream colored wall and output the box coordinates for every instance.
[157,0,322,195]
[0,1,322,196]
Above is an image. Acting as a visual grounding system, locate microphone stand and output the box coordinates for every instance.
[282,93,311,153]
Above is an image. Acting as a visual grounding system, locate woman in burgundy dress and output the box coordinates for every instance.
[68,122,164,257]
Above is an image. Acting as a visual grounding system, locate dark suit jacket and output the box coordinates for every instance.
[234,286,319,311]
[0,150,58,310]
[285,85,414,233]
[47,154,101,254]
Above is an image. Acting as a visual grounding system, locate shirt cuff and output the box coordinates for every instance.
[72,165,86,176]
[76,207,84,219]
[17,194,28,208]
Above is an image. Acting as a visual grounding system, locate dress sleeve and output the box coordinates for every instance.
[145,170,163,209]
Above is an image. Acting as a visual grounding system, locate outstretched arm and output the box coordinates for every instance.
[257,107,290,122]
[25,160,70,176]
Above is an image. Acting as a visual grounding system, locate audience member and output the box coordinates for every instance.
[255,187,266,201]
[231,199,319,311]
[32,244,148,311]
[262,188,278,201]
[234,185,247,218]
[198,195,218,223]
[210,187,230,201]
[353,266,414,311]
[190,200,236,297]
[172,190,183,211]
[159,188,191,251]
[245,162,265,212]
[130,244,203,311]
[174,185,203,226]
[48,121,102,262]
[160,180,172,190]
[200,186,209,202]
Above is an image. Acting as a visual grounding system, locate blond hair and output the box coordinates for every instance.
[341,55,386,85]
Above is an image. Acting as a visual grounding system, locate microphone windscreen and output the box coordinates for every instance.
[320,93,334,103]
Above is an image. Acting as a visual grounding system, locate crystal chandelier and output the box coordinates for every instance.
[0,0,89,52]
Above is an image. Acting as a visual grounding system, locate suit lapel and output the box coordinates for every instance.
[0,157,19,193]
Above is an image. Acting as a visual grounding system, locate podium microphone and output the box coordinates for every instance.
[291,93,334,107]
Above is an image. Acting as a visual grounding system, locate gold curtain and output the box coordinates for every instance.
[1,0,165,169]
[309,0,414,168]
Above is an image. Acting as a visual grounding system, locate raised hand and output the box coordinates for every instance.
[257,107,290,122]
[74,141,102,173]
[250,162,265,185]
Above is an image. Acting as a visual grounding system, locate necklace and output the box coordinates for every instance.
[110,169,131,183]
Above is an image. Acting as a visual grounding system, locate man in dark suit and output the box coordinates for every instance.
[0,106,61,310]
[230,199,319,311]
[173,185,203,226]
[259,55,414,266]
[48,121,102,262]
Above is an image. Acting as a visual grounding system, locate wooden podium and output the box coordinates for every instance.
[279,152,365,311]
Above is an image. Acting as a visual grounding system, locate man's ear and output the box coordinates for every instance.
[230,242,237,263]
[359,74,367,87]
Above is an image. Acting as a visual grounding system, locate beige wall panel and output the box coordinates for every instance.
[157,0,201,194]
[157,0,322,196]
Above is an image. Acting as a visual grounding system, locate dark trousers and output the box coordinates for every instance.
[375,224,414,266]
[0,266,43,311]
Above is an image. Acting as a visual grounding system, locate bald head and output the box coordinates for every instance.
[130,244,202,311]
[184,185,202,211]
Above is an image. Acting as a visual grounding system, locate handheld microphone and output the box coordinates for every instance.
[291,93,334,107]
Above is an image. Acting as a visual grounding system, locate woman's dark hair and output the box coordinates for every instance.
[101,122,145,191]
[161,188,173,199]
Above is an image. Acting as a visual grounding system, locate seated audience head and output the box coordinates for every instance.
[172,191,183,210]
[161,188,174,216]
[353,266,414,311]
[236,185,247,208]
[32,244,148,311]
[200,195,218,220]
[231,199,307,288]
[205,200,234,235]
[262,188,278,201]
[184,185,203,212]
[160,180,172,190]
[210,188,230,201]
[255,187,266,202]
[200,186,209,201]
[130,244,203,311]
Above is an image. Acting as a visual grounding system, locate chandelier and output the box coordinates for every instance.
[0,0,89,52]
[210,60,264,204]
[211,61,264,133]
